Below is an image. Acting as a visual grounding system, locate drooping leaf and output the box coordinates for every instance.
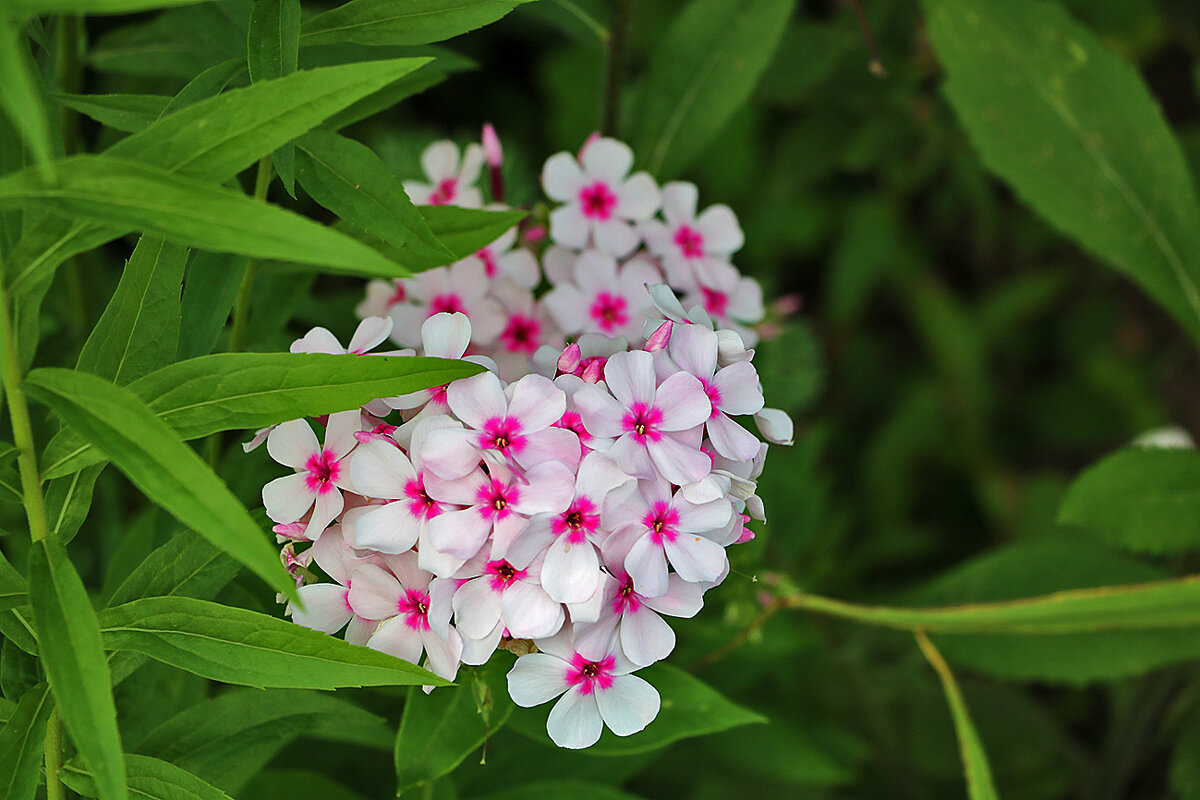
[41,352,482,478]
[99,596,448,688]
[61,754,234,800]
[29,537,127,800]
[23,368,293,597]
[51,93,169,134]
[629,0,792,179]
[0,18,54,176]
[301,0,535,47]
[76,236,189,385]
[922,0,1200,343]
[247,0,301,196]
[0,683,53,800]
[0,155,409,279]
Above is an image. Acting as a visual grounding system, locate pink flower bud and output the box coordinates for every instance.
[482,123,503,168]
[644,320,673,352]
[581,357,605,383]
[557,343,582,374]
[272,522,307,542]
[522,224,547,244]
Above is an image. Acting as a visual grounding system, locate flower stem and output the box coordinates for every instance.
[0,282,50,543]
[227,157,274,354]
[44,710,65,800]
[601,0,631,136]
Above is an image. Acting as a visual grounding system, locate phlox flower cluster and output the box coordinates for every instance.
[254,131,795,749]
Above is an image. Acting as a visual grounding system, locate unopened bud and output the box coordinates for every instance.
[581,357,605,383]
[645,320,673,352]
[557,343,582,374]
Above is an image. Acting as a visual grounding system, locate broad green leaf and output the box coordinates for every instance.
[7,0,208,14]
[176,251,244,360]
[0,155,409,279]
[295,129,454,263]
[0,19,54,176]
[51,93,170,134]
[247,0,301,196]
[0,546,27,613]
[23,368,293,597]
[509,662,764,754]
[476,783,646,800]
[42,352,482,478]
[1058,447,1200,553]
[29,537,127,800]
[135,689,391,794]
[922,0,1200,343]
[301,0,535,46]
[0,683,53,800]
[107,535,238,609]
[395,664,513,791]
[915,632,1000,800]
[99,596,448,688]
[62,754,234,800]
[352,205,527,272]
[159,58,244,118]
[77,236,189,384]
[241,771,372,800]
[629,0,792,179]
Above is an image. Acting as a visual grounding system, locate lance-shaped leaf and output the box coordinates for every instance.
[29,537,127,800]
[922,0,1200,343]
[0,547,27,613]
[0,18,54,176]
[99,597,449,688]
[61,755,234,800]
[7,0,208,13]
[0,683,53,800]
[42,352,482,478]
[23,368,294,597]
[247,0,301,195]
[301,0,535,46]
[0,155,407,278]
[51,93,170,134]
[350,205,527,273]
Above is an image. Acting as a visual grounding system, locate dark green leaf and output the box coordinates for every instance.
[1172,707,1200,800]
[99,596,448,688]
[7,0,208,14]
[29,537,127,800]
[475,782,646,800]
[0,608,38,657]
[176,251,244,360]
[629,0,792,179]
[355,205,527,272]
[24,368,293,597]
[248,0,301,196]
[107,535,238,610]
[0,19,54,176]
[42,352,482,478]
[51,93,170,134]
[61,754,234,800]
[45,464,104,543]
[240,771,372,800]
[301,0,535,46]
[0,546,27,613]
[0,683,53,800]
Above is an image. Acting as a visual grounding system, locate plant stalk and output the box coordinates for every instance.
[0,283,50,543]
[226,157,274,354]
[44,710,65,800]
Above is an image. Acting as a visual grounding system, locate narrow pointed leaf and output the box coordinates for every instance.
[51,93,170,134]
[247,0,301,196]
[0,683,53,800]
[176,251,244,360]
[0,19,54,176]
[8,0,208,13]
[99,597,448,688]
[23,368,293,597]
[0,547,27,613]
[61,754,235,800]
[301,0,535,46]
[29,537,127,800]
[45,464,104,543]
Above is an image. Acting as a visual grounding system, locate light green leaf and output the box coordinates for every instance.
[51,93,170,134]
[23,368,293,597]
[61,755,234,800]
[355,205,526,272]
[295,129,454,263]
[99,596,448,688]
[7,0,208,14]
[395,664,513,791]
[0,18,54,176]
[158,58,244,118]
[0,155,408,278]
[0,546,27,613]
[42,352,482,478]
[301,0,535,46]
[922,0,1200,342]
[77,236,189,384]
[29,537,127,800]
[1058,447,1200,554]
[629,0,792,179]
[107,535,238,610]
[0,683,53,800]
[915,632,1000,800]
[247,0,301,196]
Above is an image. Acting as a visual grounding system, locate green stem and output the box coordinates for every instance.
[601,0,630,136]
[226,157,273,354]
[0,284,49,543]
[44,710,65,800]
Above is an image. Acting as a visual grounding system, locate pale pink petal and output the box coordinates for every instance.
[452,579,503,639]
[542,246,578,285]
[615,172,660,221]
[353,502,422,554]
[489,513,530,559]
[573,606,620,658]
[607,434,658,481]
[427,577,457,638]
[305,488,344,538]
[625,534,668,598]
[507,374,566,432]
[641,574,704,617]
[603,350,656,407]
[504,514,557,569]
[347,564,403,620]
[346,616,377,646]
[502,581,565,639]
[542,152,587,201]
[591,218,638,258]
[620,607,674,666]
[291,327,344,355]
[707,413,762,462]
[754,408,793,445]
[675,496,732,533]
[669,324,719,380]
[712,360,764,415]
[425,468,487,506]
[646,434,711,486]
[663,534,727,584]
[267,419,319,469]
[542,284,591,336]
[542,537,601,604]
[348,316,393,353]
[507,653,571,706]
[323,410,361,459]
[581,138,633,184]
[461,623,504,665]
[421,627,463,682]
[421,428,484,480]
[574,452,634,504]
[349,440,416,498]
[547,688,603,749]
[499,249,540,288]
[458,143,485,185]
[512,462,576,516]
[655,371,711,431]
[418,525,467,578]
[447,371,508,429]
[596,674,660,736]
[427,507,493,560]
[695,204,743,255]
[516,427,582,473]
[573,385,628,439]
[402,181,433,205]
[367,616,423,664]
[661,182,698,226]
[421,140,460,182]
[291,584,352,634]
[550,204,590,250]
[422,312,472,358]
[262,473,313,523]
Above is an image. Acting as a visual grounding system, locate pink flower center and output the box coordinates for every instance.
[673,225,705,258]
[429,294,464,315]
[386,281,406,309]
[554,410,591,444]
[590,293,628,332]
[429,178,457,205]
[478,247,498,278]
[702,379,722,418]
[484,559,527,592]
[701,287,728,318]
[398,589,432,631]
[404,475,441,520]
[612,575,643,615]
[478,417,524,456]
[644,501,680,544]
[476,479,518,521]
[304,450,340,494]
[500,314,540,353]
[623,402,664,443]
[567,653,616,694]
[578,181,618,220]
[552,497,599,544]
[429,384,449,407]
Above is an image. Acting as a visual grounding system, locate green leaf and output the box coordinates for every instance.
[0,608,38,657]
[7,0,208,14]
[355,205,527,272]
[175,251,244,360]
[77,236,189,385]
[134,689,391,794]
[1172,707,1200,800]
[159,58,244,118]
[42,352,482,478]
[51,93,170,134]
[629,0,792,179]
[107,535,238,610]
[0,155,409,279]
[0,546,27,613]
[45,464,104,543]
[99,596,449,688]
[474,783,647,800]
[395,664,513,792]
[0,683,53,800]
[240,771,372,800]
[509,662,764,754]
[922,0,1200,343]
[61,755,234,800]
[1058,447,1200,554]
[247,0,301,196]
[295,129,454,263]
[0,18,54,177]
[915,632,1000,800]
[301,0,535,46]
[23,368,293,597]
[29,537,127,800]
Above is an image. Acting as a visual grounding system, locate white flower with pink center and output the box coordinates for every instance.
[681,267,765,347]
[384,312,475,418]
[288,526,378,646]
[507,630,659,749]
[542,138,661,257]
[388,261,504,351]
[349,552,462,683]
[542,250,661,342]
[290,316,407,357]
[347,437,447,555]
[452,553,564,652]
[573,350,712,486]
[488,280,564,382]
[403,140,485,208]
[641,182,744,291]
[356,278,407,319]
[459,220,540,288]
[262,410,360,540]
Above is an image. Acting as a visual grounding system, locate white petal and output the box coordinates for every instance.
[624,534,668,598]
[267,419,319,469]
[353,502,422,554]
[447,371,508,429]
[615,172,660,221]
[502,580,565,639]
[453,579,503,640]
[542,536,601,604]
[707,413,762,462]
[420,627,463,682]
[641,574,704,617]
[547,688,604,749]
[754,408,794,445]
[422,312,472,358]
[596,673,660,736]
[712,360,764,415]
[458,143,485,185]
[646,435,711,486]
[620,606,675,666]
[367,616,423,664]
[655,371,711,431]
[427,507,493,560]
[262,472,314,523]
[542,152,587,201]
[661,181,698,226]
[581,138,633,184]
[347,563,402,620]
[695,204,743,255]
[549,204,590,250]
[591,218,638,259]
[507,652,571,707]
[350,439,416,499]
[291,327,345,355]
[603,350,656,407]
[290,584,352,634]
[664,534,727,584]
[421,140,460,182]
[348,316,394,354]
[323,410,361,459]
[507,374,566,432]
[304,488,344,539]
